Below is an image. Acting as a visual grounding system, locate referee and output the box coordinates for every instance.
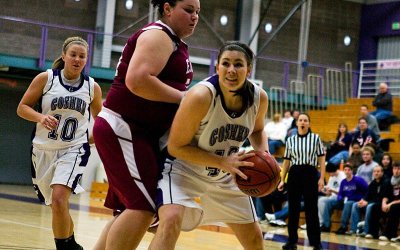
[278,113,326,250]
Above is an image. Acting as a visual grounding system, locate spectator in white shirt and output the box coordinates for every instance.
[264,113,287,155]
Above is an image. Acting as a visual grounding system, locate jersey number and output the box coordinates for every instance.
[48,114,78,142]
[205,146,239,177]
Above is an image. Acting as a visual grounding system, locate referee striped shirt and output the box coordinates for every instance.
[283,130,325,167]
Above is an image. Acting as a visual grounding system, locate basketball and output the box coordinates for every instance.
[235,150,281,197]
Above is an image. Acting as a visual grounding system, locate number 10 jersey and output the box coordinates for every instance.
[32,69,95,150]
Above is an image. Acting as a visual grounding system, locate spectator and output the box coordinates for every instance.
[346,141,363,174]
[317,163,346,232]
[326,123,352,167]
[381,153,393,180]
[371,82,392,123]
[358,105,380,135]
[356,146,379,184]
[265,201,305,227]
[378,161,400,242]
[349,165,386,237]
[264,113,287,155]
[350,117,379,156]
[287,109,300,137]
[321,164,368,234]
[282,109,294,130]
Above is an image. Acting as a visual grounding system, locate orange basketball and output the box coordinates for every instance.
[236,150,281,197]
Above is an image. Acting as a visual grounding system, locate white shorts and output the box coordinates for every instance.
[158,160,258,231]
[31,143,90,205]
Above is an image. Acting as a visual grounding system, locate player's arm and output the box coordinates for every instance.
[248,89,268,152]
[89,82,103,144]
[167,85,253,180]
[125,29,184,104]
[16,71,58,130]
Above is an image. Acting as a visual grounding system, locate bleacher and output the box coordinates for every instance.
[309,97,400,161]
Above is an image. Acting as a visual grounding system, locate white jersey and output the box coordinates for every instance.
[174,75,261,181]
[32,69,94,150]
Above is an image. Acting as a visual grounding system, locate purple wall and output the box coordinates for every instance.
[358,2,400,64]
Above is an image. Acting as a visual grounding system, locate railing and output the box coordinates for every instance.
[0,15,361,118]
[358,59,400,98]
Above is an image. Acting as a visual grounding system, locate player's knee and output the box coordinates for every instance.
[245,233,264,250]
[159,207,183,233]
[51,196,69,213]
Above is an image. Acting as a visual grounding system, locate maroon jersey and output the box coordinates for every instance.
[104,21,193,138]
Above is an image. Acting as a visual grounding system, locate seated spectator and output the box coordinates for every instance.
[346,141,363,174]
[287,109,300,137]
[350,118,379,155]
[265,201,305,227]
[281,109,294,130]
[378,161,400,242]
[326,123,352,166]
[317,164,346,232]
[357,105,380,136]
[321,164,368,233]
[356,146,379,184]
[349,165,386,237]
[253,187,287,221]
[381,153,393,181]
[371,82,392,123]
[264,113,287,155]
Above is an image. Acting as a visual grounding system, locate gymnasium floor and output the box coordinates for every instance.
[0,184,398,250]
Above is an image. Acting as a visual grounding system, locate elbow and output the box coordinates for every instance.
[167,144,179,158]
[16,104,23,118]
[125,71,146,95]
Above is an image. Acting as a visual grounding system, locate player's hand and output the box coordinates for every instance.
[221,150,254,180]
[40,115,58,130]
[277,180,285,191]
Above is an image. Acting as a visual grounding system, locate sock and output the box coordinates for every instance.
[55,234,83,250]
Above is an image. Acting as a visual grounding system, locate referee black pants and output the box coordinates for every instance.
[287,164,320,246]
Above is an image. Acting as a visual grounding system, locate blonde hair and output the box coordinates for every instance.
[52,36,89,70]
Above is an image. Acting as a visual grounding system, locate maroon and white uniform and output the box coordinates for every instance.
[93,21,193,212]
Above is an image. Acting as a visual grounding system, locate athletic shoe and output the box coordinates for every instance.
[345,230,354,235]
[335,227,347,235]
[300,224,307,230]
[274,219,287,226]
[391,236,400,242]
[357,232,366,237]
[320,225,330,233]
[265,213,276,222]
[282,242,297,250]
[365,234,373,239]
[379,236,389,241]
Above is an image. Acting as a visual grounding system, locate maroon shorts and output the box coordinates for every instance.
[93,111,160,212]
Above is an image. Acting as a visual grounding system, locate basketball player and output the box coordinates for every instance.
[92,0,200,249]
[149,41,268,250]
[278,113,325,250]
[16,36,103,250]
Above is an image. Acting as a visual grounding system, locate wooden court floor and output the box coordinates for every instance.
[0,184,398,250]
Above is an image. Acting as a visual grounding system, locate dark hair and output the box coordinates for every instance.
[358,117,368,123]
[393,160,400,168]
[335,123,348,141]
[351,141,361,148]
[326,162,338,173]
[217,41,255,110]
[52,36,88,70]
[152,0,180,16]
[381,153,393,168]
[298,112,310,122]
[361,104,369,109]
